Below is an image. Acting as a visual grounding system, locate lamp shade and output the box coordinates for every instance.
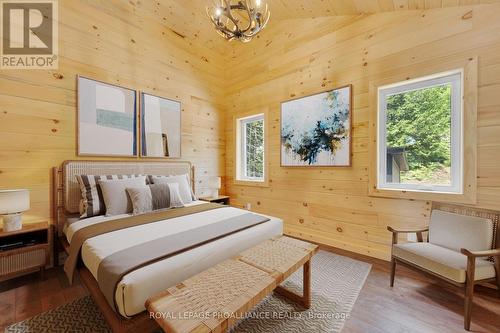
[209,177,222,190]
[0,189,30,214]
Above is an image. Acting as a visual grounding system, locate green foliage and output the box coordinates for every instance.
[245,120,264,178]
[386,85,452,172]
[401,165,451,185]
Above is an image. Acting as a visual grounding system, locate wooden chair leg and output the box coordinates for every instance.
[494,258,500,298]
[390,257,396,287]
[464,281,474,331]
[464,256,476,331]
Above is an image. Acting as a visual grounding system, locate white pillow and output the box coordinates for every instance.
[166,183,185,208]
[152,174,195,204]
[98,176,147,216]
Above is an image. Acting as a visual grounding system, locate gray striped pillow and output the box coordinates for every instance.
[126,183,184,215]
[76,174,142,218]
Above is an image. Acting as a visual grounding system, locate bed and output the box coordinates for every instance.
[53,160,283,333]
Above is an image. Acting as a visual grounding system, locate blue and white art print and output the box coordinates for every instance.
[140,93,181,158]
[281,85,351,166]
[78,76,137,157]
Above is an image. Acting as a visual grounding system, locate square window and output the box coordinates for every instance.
[377,71,463,194]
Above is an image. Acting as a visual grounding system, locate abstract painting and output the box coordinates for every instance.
[77,76,137,156]
[140,93,181,158]
[281,85,351,166]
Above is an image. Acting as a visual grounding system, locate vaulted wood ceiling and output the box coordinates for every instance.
[125,0,500,56]
[267,0,500,18]
[175,0,500,20]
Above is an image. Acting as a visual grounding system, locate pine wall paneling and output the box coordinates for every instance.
[1,1,500,262]
[224,4,500,260]
[0,1,227,223]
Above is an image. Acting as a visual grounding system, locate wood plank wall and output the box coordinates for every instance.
[224,4,500,260]
[1,1,499,261]
[0,1,227,223]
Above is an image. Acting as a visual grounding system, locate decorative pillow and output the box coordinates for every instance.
[161,183,185,208]
[76,174,142,218]
[98,176,147,216]
[151,174,196,204]
[126,183,184,215]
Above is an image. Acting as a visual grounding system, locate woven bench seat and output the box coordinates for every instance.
[146,236,318,333]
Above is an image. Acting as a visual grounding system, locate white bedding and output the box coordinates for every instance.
[65,201,283,317]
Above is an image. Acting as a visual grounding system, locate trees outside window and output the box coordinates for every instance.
[245,119,264,178]
[236,114,265,182]
[378,71,463,193]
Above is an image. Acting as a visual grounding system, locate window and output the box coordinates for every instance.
[377,70,463,194]
[236,114,265,182]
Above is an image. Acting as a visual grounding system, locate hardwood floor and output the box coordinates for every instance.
[335,246,500,333]
[1,247,499,332]
[0,269,87,331]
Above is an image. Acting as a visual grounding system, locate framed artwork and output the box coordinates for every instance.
[77,76,137,157]
[281,85,352,167]
[140,92,182,158]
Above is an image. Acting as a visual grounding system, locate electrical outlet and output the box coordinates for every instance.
[245,203,252,210]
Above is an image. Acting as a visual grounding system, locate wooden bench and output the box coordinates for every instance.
[145,236,319,333]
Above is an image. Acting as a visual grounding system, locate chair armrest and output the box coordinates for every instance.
[387,226,429,234]
[460,248,500,258]
[387,226,429,245]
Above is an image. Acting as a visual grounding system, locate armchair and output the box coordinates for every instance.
[388,207,500,331]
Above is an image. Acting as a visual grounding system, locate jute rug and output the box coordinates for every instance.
[5,251,371,333]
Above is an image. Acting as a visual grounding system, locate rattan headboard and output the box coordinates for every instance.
[53,160,194,235]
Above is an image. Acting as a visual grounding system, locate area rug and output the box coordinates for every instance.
[5,251,371,333]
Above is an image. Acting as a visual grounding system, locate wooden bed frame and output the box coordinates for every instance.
[52,160,196,333]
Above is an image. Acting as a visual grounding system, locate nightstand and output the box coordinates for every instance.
[199,195,230,205]
[0,221,50,281]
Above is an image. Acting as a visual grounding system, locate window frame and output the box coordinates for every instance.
[367,57,477,204]
[377,70,464,194]
[235,113,267,185]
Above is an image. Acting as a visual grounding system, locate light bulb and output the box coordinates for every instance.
[215,7,222,16]
[256,0,261,7]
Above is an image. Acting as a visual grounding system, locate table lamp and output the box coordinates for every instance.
[209,177,222,198]
[0,189,30,232]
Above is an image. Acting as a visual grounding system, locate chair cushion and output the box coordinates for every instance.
[393,242,496,283]
[429,210,493,252]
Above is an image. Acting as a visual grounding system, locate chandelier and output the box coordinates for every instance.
[206,0,270,43]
